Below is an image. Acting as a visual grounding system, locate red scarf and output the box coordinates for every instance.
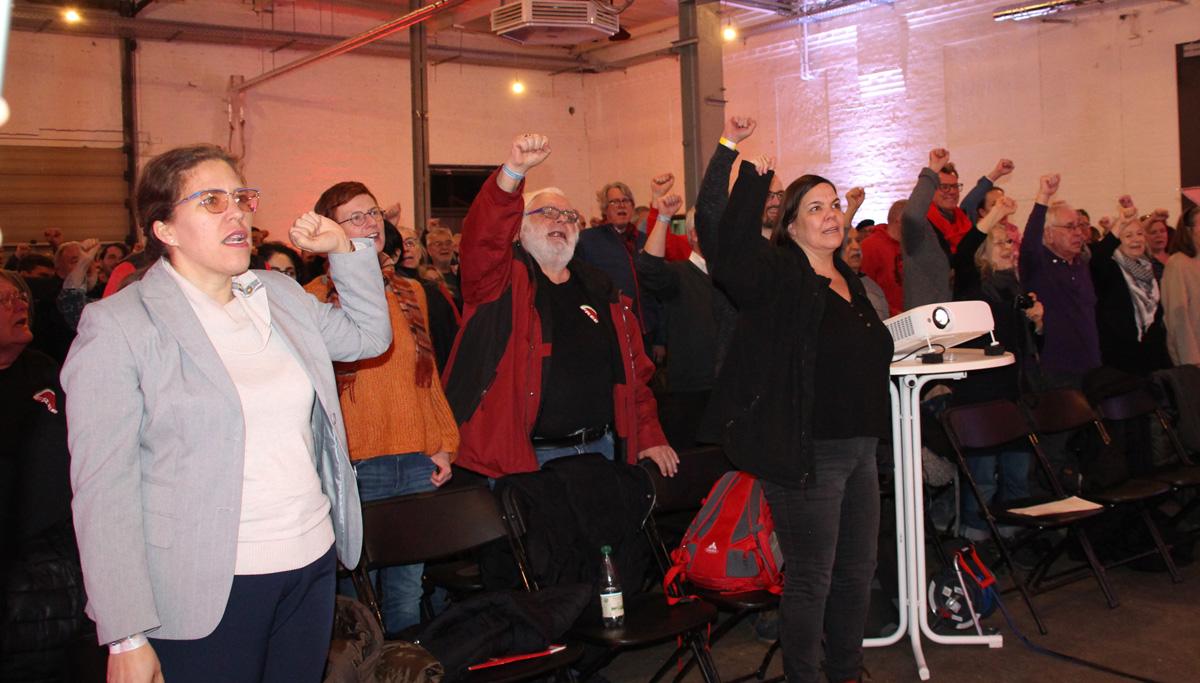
[925,205,973,254]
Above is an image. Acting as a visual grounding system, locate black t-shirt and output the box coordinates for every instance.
[0,349,72,554]
[532,269,617,439]
[811,290,894,440]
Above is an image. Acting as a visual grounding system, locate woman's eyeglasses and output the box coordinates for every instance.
[0,290,31,309]
[338,207,384,227]
[175,188,261,214]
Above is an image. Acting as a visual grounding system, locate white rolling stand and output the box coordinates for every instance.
[863,348,1012,680]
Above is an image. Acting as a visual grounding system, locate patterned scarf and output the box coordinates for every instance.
[320,270,437,389]
[1112,249,1160,342]
[926,205,973,254]
[383,270,437,387]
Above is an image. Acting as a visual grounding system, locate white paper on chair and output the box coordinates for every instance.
[1008,496,1103,516]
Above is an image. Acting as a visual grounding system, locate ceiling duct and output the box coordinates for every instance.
[992,0,1096,21]
[491,0,619,45]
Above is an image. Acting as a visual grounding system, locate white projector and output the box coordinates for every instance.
[491,0,620,45]
[884,301,994,361]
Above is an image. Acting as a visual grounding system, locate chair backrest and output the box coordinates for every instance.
[1095,386,1160,422]
[360,484,509,570]
[1023,388,1104,435]
[941,399,1032,451]
[640,445,734,514]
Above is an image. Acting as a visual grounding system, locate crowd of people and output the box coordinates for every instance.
[2,115,1198,683]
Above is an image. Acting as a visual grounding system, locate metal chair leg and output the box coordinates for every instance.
[1073,528,1120,608]
[1140,506,1183,583]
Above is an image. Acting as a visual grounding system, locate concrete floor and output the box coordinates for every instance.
[601,556,1200,682]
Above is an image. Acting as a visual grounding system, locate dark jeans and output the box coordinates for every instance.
[152,545,336,683]
[762,437,880,683]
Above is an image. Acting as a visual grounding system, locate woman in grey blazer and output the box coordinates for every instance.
[61,144,392,683]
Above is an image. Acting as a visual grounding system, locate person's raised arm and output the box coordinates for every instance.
[291,212,393,361]
[696,116,756,265]
[902,148,948,252]
[961,158,1014,220]
[460,134,551,305]
[712,156,778,308]
[1019,173,1059,281]
[636,194,684,299]
[843,187,865,230]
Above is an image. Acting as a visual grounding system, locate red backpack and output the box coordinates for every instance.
[663,471,785,598]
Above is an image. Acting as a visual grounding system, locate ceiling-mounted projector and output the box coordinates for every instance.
[491,0,620,45]
[884,301,994,361]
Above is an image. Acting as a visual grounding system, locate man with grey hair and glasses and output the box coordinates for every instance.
[442,133,679,480]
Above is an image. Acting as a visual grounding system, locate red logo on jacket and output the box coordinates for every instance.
[32,388,59,415]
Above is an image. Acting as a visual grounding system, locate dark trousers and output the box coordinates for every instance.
[762,438,880,683]
[152,545,336,683]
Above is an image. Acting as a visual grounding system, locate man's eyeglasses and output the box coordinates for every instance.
[0,290,30,309]
[175,188,261,214]
[525,206,581,225]
[937,183,964,192]
[606,197,634,208]
[766,191,785,201]
[338,207,384,227]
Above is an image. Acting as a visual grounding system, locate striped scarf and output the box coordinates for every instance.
[1112,249,1160,342]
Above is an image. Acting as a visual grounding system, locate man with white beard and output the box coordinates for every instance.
[442,133,679,479]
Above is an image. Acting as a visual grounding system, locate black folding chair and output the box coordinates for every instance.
[353,485,583,682]
[1023,388,1181,583]
[1096,385,1200,531]
[498,455,721,682]
[941,399,1115,635]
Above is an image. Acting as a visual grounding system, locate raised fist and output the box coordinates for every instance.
[650,173,675,200]
[506,134,551,175]
[290,211,352,255]
[78,238,101,260]
[928,148,950,172]
[751,155,775,177]
[994,196,1018,218]
[654,193,683,217]
[1117,195,1137,220]
[990,158,1015,181]
[723,116,757,144]
[1038,174,1061,199]
[845,187,866,209]
[1098,216,1113,233]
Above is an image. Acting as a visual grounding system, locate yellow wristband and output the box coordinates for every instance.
[718,137,737,151]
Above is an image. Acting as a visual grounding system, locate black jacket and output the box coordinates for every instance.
[698,162,872,488]
[1089,234,1172,375]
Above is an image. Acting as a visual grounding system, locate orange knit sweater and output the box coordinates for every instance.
[305,275,460,462]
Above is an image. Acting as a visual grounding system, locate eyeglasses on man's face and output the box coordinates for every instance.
[606,197,634,208]
[766,191,785,201]
[175,188,261,214]
[937,183,963,193]
[525,206,581,225]
[338,207,384,227]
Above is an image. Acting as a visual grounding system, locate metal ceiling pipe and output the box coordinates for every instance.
[232,0,470,92]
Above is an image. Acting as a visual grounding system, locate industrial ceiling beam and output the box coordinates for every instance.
[9,3,592,72]
[232,0,470,92]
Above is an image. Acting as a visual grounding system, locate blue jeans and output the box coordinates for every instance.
[533,431,615,468]
[962,450,1031,534]
[350,453,435,634]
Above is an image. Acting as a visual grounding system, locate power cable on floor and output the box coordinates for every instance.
[990,590,1164,683]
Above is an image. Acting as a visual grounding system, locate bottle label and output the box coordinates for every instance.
[600,592,624,619]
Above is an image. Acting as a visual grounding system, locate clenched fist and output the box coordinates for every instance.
[290,211,352,254]
[505,133,552,175]
[654,193,683,217]
[650,173,675,200]
[723,116,757,144]
[928,148,950,172]
[751,155,775,176]
[845,187,866,210]
[989,158,1015,181]
[1037,174,1061,202]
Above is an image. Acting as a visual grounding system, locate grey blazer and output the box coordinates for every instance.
[61,245,392,644]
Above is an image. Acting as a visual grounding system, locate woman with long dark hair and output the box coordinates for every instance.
[701,157,893,683]
[62,144,391,683]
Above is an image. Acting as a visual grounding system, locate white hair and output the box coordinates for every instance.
[523,187,568,207]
